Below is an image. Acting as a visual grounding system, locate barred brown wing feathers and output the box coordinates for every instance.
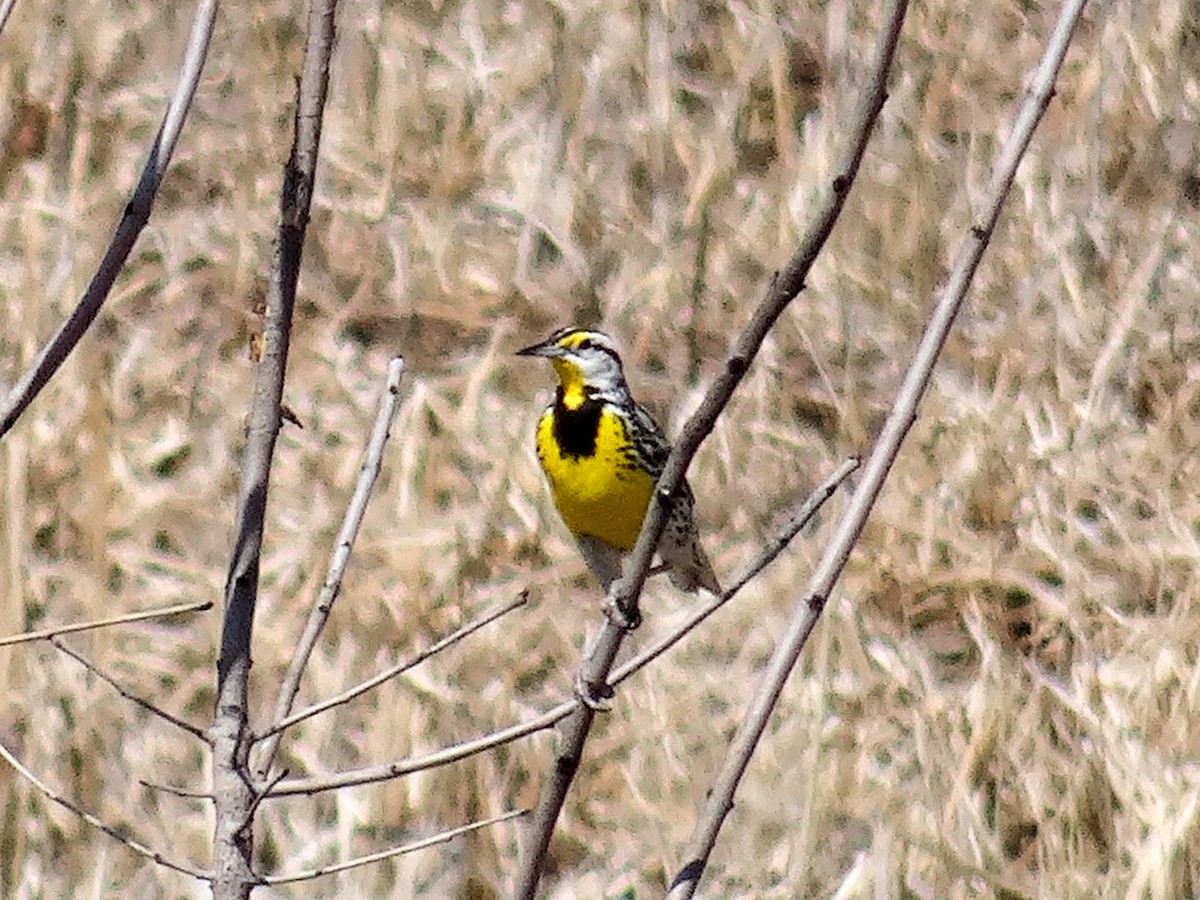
[627,402,719,594]
[628,401,701,504]
[629,401,671,477]
[660,502,722,595]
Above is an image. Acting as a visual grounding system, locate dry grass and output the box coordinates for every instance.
[1,0,1198,896]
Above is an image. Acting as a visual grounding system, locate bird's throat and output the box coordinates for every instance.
[551,358,588,410]
[552,389,602,458]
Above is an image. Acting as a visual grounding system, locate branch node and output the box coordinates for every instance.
[573,672,613,711]
[603,595,641,631]
[670,859,705,891]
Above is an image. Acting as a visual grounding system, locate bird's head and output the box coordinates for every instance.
[516,327,627,407]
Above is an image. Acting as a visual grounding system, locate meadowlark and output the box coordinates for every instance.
[517,326,721,597]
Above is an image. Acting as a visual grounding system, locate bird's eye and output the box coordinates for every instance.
[576,338,594,351]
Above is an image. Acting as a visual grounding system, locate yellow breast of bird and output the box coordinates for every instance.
[536,404,655,552]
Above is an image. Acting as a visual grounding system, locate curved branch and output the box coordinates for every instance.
[0,0,219,439]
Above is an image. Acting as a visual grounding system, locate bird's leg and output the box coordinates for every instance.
[573,669,614,711]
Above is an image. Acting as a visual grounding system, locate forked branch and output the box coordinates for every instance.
[513,0,909,893]
[210,0,339,896]
[263,459,854,801]
[666,1,1091,895]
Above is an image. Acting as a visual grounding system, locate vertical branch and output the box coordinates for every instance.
[686,204,711,384]
[209,0,339,897]
[511,2,909,895]
[0,0,218,439]
[666,0,1090,896]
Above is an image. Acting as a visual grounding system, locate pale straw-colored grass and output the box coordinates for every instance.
[1,0,1197,896]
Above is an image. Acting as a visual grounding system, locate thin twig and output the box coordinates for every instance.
[721,457,859,600]
[0,0,19,39]
[50,638,210,744]
[261,809,526,886]
[666,1,1090,895]
[262,461,854,800]
[140,779,213,801]
[0,737,209,881]
[512,0,909,893]
[610,457,859,689]
[211,0,339,895]
[0,599,211,648]
[256,708,565,798]
[240,767,288,836]
[0,0,218,439]
[253,356,406,780]
[254,592,528,747]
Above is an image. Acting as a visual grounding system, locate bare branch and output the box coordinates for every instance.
[264,705,568,799]
[610,457,859,689]
[50,638,210,744]
[0,599,210,647]
[666,1,1090,896]
[254,592,528,748]
[0,0,19,40]
[0,737,209,881]
[253,356,406,780]
[722,457,859,601]
[211,0,339,895]
[0,0,218,439]
[263,461,856,800]
[240,767,288,836]
[512,0,910,892]
[139,779,212,802]
[261,809,526,886]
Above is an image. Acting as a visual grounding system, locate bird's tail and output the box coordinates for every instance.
[662,535,722,596]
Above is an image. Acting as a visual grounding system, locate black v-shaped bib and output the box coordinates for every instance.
[553,388,603,459]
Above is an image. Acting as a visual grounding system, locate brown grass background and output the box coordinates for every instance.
[1,1,1198,897]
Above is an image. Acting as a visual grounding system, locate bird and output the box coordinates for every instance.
[517,326,721,598]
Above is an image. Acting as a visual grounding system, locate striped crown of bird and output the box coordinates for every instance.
[517,326,721,596]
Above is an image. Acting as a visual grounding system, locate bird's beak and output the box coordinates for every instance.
[516,338,559,358]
